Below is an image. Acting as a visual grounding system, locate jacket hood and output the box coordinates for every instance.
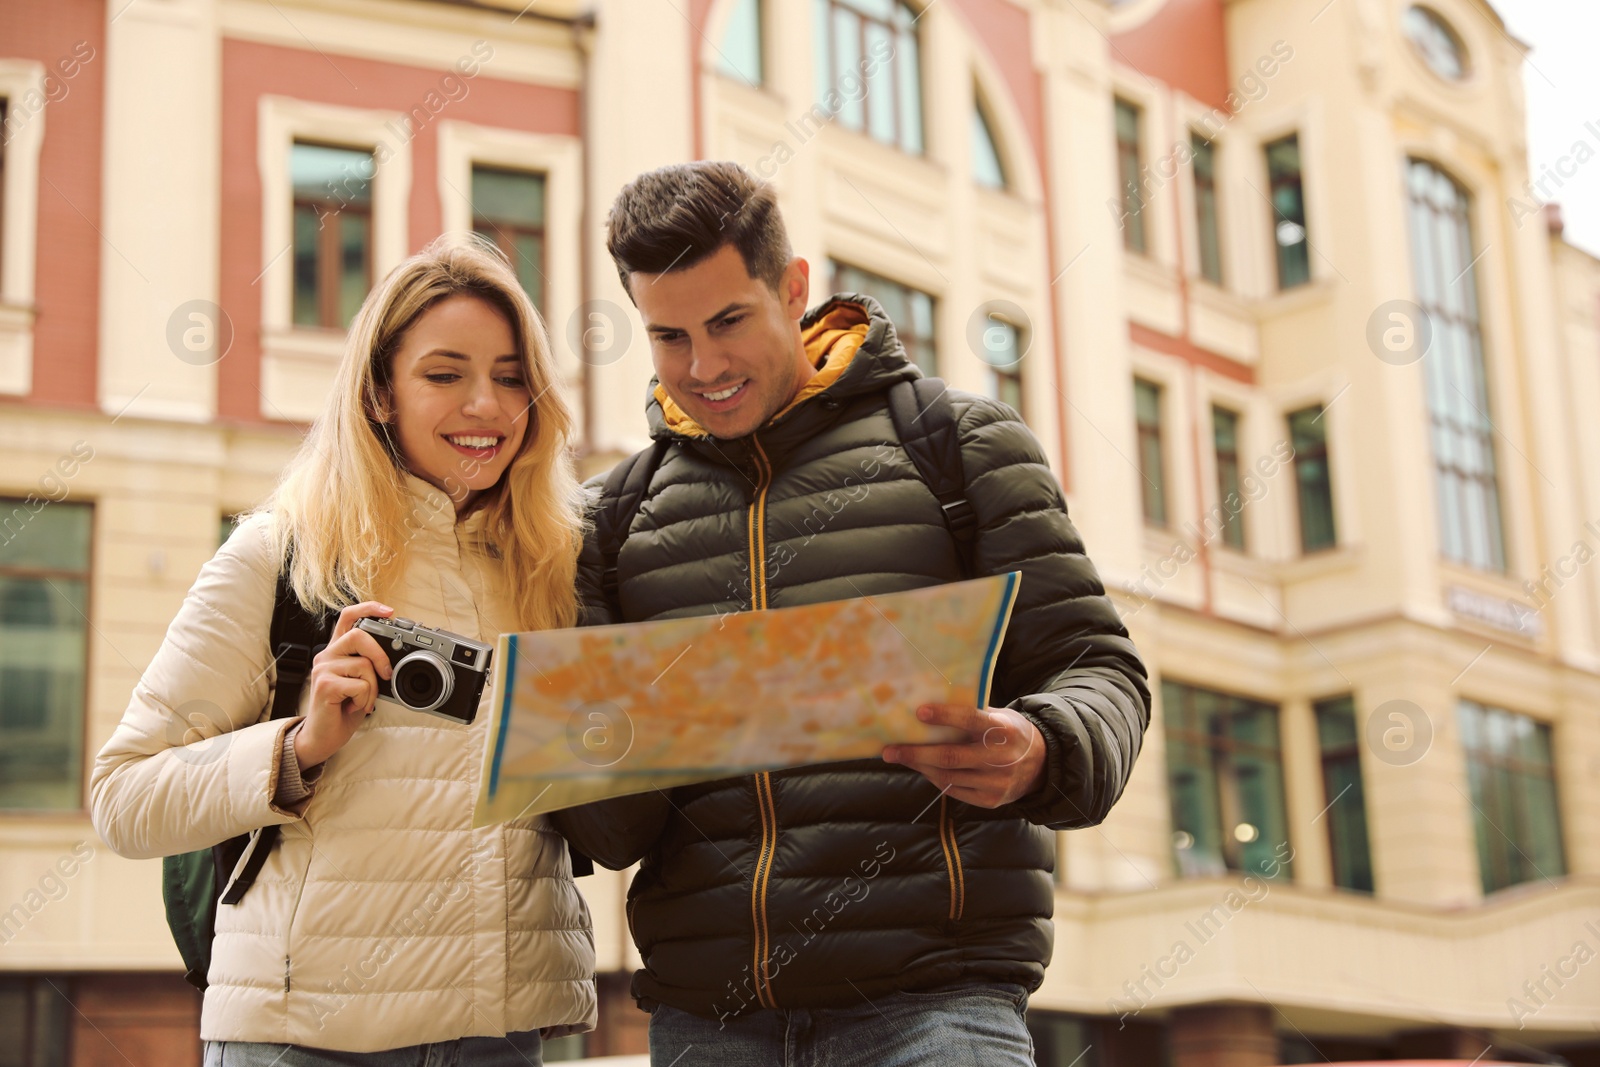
[645,293,922,442]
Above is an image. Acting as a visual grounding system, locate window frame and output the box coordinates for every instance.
[437,121,583,437]
[828,259,938,376]
[469,163,549,313]
[290,140,376,331]
[1405,157,1506,572]
[979,314,1025,417]
[714,0,765,87]
[1288,404,1337,553]
[1313,694,1375,893]
[1403,5,1471,82]
[1265,132,1311,290]
[1458,699,1567,895]
[0,976,72,1063]
[1134,377,1167,527]
[1163,680,1295,881]
[0,62,49,398]
[256,97,412,419]
[1191,131,1224,285]
[1115,97,1148,254]
[972,94,1008,191]
[0,497,94,813]
[814,0,926,156]
[1210,404,1245,550]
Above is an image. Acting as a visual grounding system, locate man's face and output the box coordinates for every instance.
[631,244,813,440]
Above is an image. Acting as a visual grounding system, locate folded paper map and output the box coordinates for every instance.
[472,572,1021,827]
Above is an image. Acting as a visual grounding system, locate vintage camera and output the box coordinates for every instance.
[354,616,494,725]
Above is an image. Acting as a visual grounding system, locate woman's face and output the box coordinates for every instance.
[386,294,532,513]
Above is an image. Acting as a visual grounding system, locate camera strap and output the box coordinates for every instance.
[218,569,333,906]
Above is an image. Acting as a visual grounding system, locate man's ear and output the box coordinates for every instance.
[782,257,810,320]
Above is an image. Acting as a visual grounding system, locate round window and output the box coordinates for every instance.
[1404,5,1469,80]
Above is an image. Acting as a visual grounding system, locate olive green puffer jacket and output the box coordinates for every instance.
[553,295,1149,1021]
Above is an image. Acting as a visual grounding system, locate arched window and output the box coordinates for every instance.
[1406,158,1504,570]
[813,0,924,154]
[1404,6,1469,81]
[972,97,1006,190]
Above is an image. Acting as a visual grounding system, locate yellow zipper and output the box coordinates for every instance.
[751,770,779,1007]
[746,438,779,1007]
[938,796,966,921]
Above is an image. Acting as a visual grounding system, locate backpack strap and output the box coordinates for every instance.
[563,437,672,879]
[217,570,332,906]
[598,437,673,613]
[886,378,976,577]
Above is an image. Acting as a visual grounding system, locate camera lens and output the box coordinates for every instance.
[391,651,454,713]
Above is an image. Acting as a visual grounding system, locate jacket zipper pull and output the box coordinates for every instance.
[284,955,291,993]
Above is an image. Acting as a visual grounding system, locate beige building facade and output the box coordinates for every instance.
[0,0,1597,1063]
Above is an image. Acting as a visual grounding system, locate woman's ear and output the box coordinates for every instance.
[368,387,394,424]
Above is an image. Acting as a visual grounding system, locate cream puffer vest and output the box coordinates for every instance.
[90,477,596,1052]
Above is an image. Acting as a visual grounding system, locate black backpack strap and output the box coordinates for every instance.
[598,437,673,613]
[218,570,332,906]
[887,378,976,577]
[571,438,672,879]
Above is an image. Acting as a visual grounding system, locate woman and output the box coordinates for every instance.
[90,235,595,1064]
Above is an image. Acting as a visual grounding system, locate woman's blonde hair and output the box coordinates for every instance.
[260,234,585,631]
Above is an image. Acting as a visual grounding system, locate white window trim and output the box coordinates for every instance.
[1129,353,1189,533]
[1109,77,1166,265]
[1275,378,1359,553]
[256,95,411,421]
[436,120,580,384]
[1253,102,1327,300]
[0,60,47,396]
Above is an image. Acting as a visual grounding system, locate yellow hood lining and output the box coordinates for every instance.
[653,303,870,438]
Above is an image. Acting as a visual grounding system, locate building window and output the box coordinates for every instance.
[814,0,924,155]
[1164,680,1293,880]
[1192,133,1223,284]
[1288,405,1336,552]
[1314,695,1374,893]
[977,314,1023,415]
[1211,405,1246,550]
[716,0,764,86]
[1404,5,1469,80]
[0,977,71,1064]
[472,165,547,313]
[973,98,1006,190]
[1407,159,1505,571]
[1265,134,1310,289]
[1458,700,1566,894]
[1028,1014,1100,1067]
[291,142,374,330]
[1115,98,1147,254]
[0,97,7,292]
[1134,378,1166,526]
[0,500,92,811]
[829,260,937,375]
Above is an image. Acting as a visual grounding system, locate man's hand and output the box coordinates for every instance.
[882,704,1046,808]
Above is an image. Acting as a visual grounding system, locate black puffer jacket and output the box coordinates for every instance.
[553,296,1149,1021]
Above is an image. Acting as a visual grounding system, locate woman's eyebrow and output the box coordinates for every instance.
[418,350,521,363]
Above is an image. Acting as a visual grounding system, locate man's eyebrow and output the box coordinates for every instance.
[702,302,749,327]
[645,303,751,335]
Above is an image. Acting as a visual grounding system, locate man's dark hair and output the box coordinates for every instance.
[606,161,792,298]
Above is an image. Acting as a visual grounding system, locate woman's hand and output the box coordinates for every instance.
[293,602,396,771]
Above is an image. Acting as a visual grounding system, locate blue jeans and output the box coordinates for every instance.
[202,1030,542,1067]
[647,983,1034,1067]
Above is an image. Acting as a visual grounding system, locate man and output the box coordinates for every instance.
[553,161,1149,1065]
